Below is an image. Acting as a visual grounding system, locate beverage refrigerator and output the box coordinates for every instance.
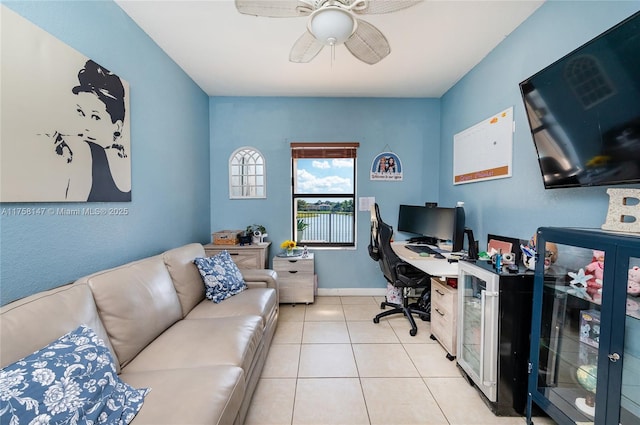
[457,260,535,415]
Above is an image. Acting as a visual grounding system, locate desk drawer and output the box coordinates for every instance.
[273,258,314,273]
[430,277,457,356]
[432,284,455,315]
[431,305,454,332]
[278,273,314,304]
[203,244,270,269]
[227,251,262,269]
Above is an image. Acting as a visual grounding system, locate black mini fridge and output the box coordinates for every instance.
[457,260,536,416]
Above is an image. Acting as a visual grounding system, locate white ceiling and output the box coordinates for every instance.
[115,0,544,98]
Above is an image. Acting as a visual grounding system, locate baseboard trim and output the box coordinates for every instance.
[317,288,387,297]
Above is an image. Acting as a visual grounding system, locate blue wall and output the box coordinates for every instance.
[209,2,640,291]
[210,97,440,291]
[0,1,211,305]
[3,1,640,303]
[439,1,640,250]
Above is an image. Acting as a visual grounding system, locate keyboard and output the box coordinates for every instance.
[405,244,446,259]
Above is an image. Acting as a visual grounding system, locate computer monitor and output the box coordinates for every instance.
[397,204,466,252]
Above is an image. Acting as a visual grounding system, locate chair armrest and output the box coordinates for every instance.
[395,262,430,287]
[241,269,278,290]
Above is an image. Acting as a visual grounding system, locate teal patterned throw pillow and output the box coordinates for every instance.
[194,250,247,303]
[0,325,149,425]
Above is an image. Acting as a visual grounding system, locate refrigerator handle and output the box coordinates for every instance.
[483,290,499,387]
[480,289,486,384]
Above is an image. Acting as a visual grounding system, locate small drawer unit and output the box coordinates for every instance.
[203,242,270,269]
[430,277,458,360]
[273,254,315,304]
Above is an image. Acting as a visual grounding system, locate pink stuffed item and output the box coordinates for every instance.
[585,250,604,300]
[386,283,402,304]
[628,266,640,296]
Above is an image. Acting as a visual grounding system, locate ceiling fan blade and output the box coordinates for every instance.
[344,19,390,64]
[290,31,325,63]
[235,0,313,18]
[351,0,422,15]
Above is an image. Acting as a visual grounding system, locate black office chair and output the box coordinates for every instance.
[370,204,430,336]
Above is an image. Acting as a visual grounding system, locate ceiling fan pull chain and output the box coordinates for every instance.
[331,43,335,67]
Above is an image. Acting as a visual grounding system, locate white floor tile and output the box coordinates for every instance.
[352,343,419,377]
[292,378,369,425]
[273,321,304,344]
[344,304,388,321]
[279,304,307,322]
[298,343,358,378]
[304,304,345,321]
[361,377,448,425]
[388,316,433,344]
[244,378,296,425]
[404,343,460,377]
[347,320,400,344]
[262,344,300,378]
[425,376,525,424]
[340,296,379,305]
[258,297,545,425]
[302,321,350,344]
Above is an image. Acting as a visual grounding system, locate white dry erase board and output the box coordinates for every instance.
[453,107,514,185]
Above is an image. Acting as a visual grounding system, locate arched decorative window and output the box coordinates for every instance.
[229,147,266,199]
[564,55,615,109]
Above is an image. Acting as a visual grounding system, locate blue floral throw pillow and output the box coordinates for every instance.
[194,250,247,303]
[0,325,149,425]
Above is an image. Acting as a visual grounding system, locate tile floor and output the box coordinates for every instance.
[245,296,557,425]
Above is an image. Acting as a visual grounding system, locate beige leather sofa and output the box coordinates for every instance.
[0,243,278,425]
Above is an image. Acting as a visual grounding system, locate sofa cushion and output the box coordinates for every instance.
[194,251,247,303]
[121,316,262,375]
[0,283,116,371]
[121,366,245,425]
[0,325,149,425]
[163,243,206,317]
[186,288,277,328]
[79,255,182,368]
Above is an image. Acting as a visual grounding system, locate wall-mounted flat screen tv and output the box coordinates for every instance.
[519,11,640,189]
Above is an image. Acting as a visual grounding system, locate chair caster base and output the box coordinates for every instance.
[373,317,380,324]
[410,328,417,336]
[446,353,456,361]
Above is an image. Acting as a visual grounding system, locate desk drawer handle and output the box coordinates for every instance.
[229,253,239,256]
[288,270,298,274]
[435,289,445,296]
[435,308,445,317]
[288,260,298,263]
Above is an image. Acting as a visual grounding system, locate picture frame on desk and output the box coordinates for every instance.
[487,233,528,265]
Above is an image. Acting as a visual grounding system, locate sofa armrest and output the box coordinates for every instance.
[241,269,278,290]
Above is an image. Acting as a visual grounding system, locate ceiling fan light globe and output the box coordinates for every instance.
[308,8,355,46]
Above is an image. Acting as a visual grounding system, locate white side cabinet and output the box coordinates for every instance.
[430,277,457,360]
[273,254,315,304]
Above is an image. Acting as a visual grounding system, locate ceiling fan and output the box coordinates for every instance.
[235,0,423,65]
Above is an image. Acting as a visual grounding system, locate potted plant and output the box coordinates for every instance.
[296,219,309,242]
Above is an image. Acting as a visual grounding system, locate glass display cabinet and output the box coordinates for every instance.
[527,227,640,425]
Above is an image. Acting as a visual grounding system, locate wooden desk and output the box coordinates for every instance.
[393,241,459,359]
[391,241,459,277]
